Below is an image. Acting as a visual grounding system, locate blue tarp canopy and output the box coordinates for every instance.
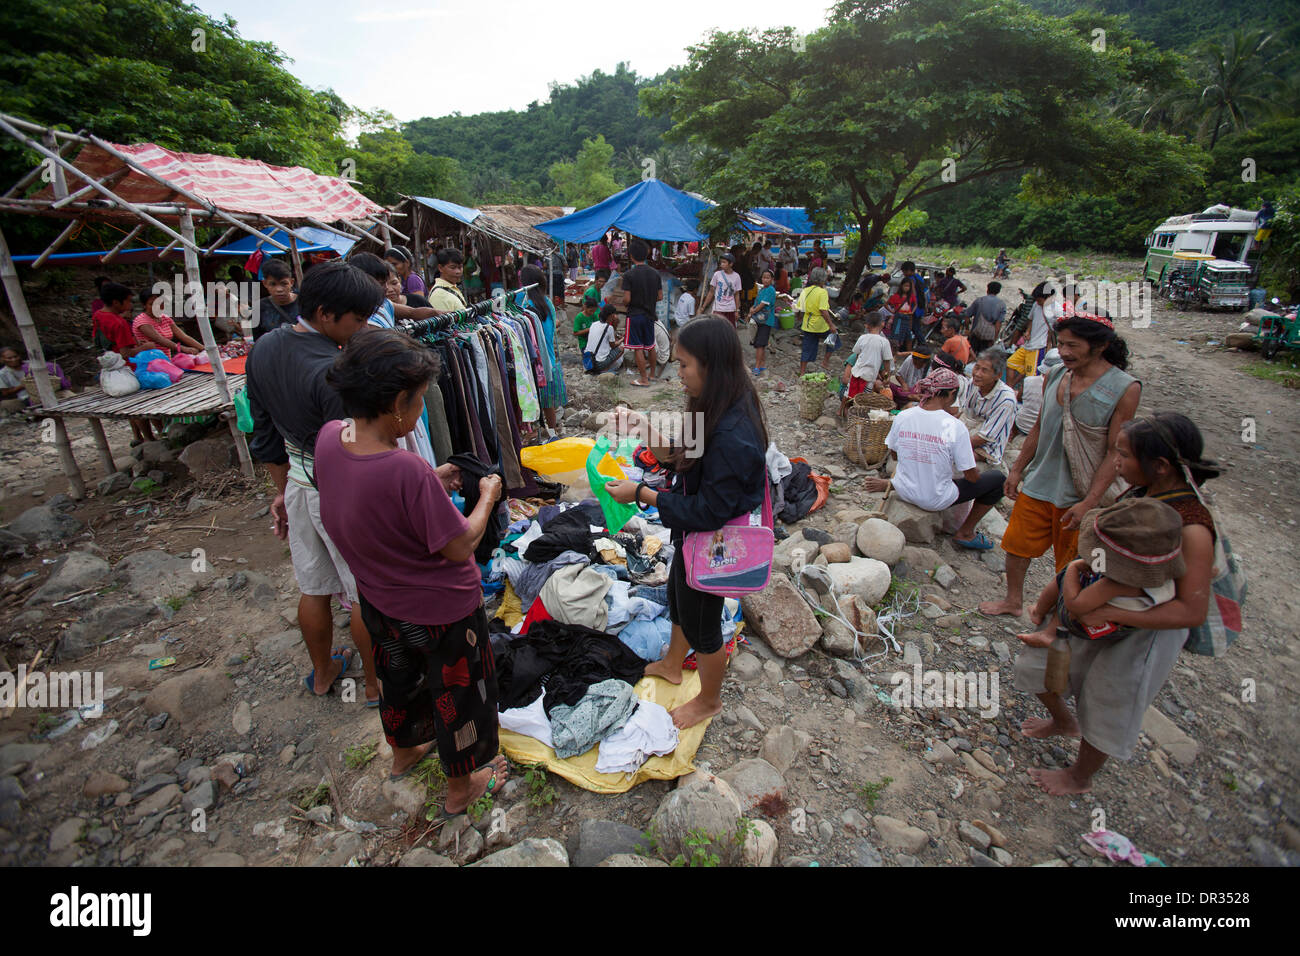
[749,207,837,235]
[214,226,355,257]
[410,195,482,226]
[537,180,712,243]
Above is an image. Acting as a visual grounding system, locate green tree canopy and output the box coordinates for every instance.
[643,0,1204,300]
[549,134,621,208]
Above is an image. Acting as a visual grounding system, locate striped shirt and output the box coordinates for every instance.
[962,379,1018,465]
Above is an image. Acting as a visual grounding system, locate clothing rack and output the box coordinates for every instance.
[398,283,539,338]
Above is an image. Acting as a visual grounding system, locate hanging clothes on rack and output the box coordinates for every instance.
[514,282,567,411]
[397,287,548,493]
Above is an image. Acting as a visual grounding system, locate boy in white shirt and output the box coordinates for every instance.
[583,305,624,374]
[839,311,892,414]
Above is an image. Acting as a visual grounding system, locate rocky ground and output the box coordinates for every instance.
[0,254,1297,869]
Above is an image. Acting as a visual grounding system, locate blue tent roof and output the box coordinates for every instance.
[537,180,712,243]
[410,196,482,226]
[749,207,836,235]
[215,226,355,257]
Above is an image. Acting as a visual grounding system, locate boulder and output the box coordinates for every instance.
[143,669,234,724]
[740,818,778,867]
[856,518,905,565]
[772,532,821,572]
[819,597,877,658]
[718,758,787,812]
[873,815,930,853]
[0,528,27,560]
[831,523,859,550]
[471,837,568,867]
[901,546,943,572]
[759,725,812,773]
[178,437,235,477]
[568,819,653,867]
[825,557,892,606]
[137,440,171,463]
[6,504,84,543]
[116,549,200,599]
[651,784,743,864]
[58,603,156,660]
[1141,706,1199,766]
[25,552,111,605]
[739,575,821,659]
[399,848,456,867]
[882,497,944,544]
[819,542,852,563]
[96,472,132,496]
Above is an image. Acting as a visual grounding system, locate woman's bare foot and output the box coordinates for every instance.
[644,659,684,685]
[1020,715,1081,739]
[1017,628,1055,648]
[670,694,722,730]
[444,755,509,815]
[863,476,891,493]
[979,598,1023,618]
[1029,765,1092,795]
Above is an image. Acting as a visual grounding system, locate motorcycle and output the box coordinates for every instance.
[996,290,1035,350]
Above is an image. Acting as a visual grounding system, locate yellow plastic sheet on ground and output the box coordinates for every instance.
[499,673,711,794]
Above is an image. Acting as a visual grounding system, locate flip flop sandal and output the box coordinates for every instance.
[954,531,996,551]
[365,695,381,709]
[302,648,353,696]
[439,761,503,818]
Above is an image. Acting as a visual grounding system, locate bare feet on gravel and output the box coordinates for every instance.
[979,599,1023,618]
[1020,715,1081,739]
[1029,765,1092,795]
[1017,628,1056,648]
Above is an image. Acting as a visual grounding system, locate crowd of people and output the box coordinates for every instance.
[0,229,1231,806]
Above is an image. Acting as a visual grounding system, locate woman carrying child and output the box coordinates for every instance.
[1012,412,1222,796]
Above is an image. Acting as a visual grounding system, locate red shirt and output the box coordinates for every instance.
[92,309,136,354]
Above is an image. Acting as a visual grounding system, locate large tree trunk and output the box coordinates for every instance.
[835,216,886,307]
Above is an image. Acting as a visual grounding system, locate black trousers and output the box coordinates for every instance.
[952,469,1005,507]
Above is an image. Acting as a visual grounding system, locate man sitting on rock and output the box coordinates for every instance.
[863,368,1005,550]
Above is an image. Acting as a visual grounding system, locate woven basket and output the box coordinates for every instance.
[799,392,826,421]
[843,416,891,466]
[852,390,895,412]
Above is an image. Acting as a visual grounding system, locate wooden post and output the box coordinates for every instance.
[42,131,68,200]
[288,234,304,287]
[179,210,253,477]
[87,418,116,475]
[0,224,85,498]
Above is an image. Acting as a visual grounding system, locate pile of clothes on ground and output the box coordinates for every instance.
[482,497,742,772]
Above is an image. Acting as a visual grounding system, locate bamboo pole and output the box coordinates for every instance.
[288,234,304,286]
[179,211,253,477]
[100,224,145,264]
[42,131,68,200]
[31,219,81,269]
[51,167,130,210]
[87,418,116,476]
[2,135,79,198]
[0,225,85,498]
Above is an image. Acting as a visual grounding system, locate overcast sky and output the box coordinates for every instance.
[193,0,828,122]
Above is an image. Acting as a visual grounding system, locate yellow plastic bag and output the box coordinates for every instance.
[520,437,625,495]
[498,674,712,794]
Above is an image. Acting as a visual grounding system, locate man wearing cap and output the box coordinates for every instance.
[1006,281,1056,389]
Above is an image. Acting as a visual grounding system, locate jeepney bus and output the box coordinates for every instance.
[1143,204,1264,286]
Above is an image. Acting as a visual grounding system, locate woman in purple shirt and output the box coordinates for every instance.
[384,245,426,296]
[314,329,508,811]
